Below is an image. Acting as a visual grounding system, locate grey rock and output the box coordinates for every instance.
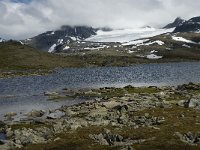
[4,112,17,118]
[177,100,186,107]
[180,98,200,108]
[120,146,134,150]
[44,91,59,96]
[175,132,200,145]
[25,110,45,118]
[188,98,200,108]
[89,129,126,146]
[89,133,109,145]
[53,122,64,133]
[47,110,65,119]
[6,128,13,138]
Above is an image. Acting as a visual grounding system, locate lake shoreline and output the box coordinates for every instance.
[0,82,200,149]
[0,60,200,79]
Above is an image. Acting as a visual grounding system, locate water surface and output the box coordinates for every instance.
[1,62,200,120]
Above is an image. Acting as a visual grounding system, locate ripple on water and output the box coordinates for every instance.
[1,62,200,120]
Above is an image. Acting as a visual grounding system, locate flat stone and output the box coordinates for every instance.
[101,101,120,109]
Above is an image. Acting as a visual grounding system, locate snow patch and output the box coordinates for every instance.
[25,38,32,41]
[144,40,164,46]
[136,55,145,58]
[63,46,70,50]
[47,31,55,36]
[122,39,164,47]
[70,37,76,41]
[128,50,136,54]
[48,44,57,53]
[182,44,191,48]
[57,39,63,44]
[146,54,163,59]
[150,50,158,53]
[166,48,172,51]
[69,36,81,41]
[84,45,107,50]
[19,41,24,45]
[172,36,196,44]
[122,39,150,46]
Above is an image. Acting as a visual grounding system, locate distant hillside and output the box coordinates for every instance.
[23,26,97,52]
[174,16,200,32]
[164,17,185,29]
[0,41,84,70]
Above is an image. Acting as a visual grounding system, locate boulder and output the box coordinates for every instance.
[88,107,108,118]
[4,112,17,118]
[6,128,14,138]
[47,110,65,119]
[44,91,59,96]
[175,132,200,145]
[89,129,124,146]
[25,110,45,118]
[188,98,200,108]
[101,101,120,109]
[178,98,200,108]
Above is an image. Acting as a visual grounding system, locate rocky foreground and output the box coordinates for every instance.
[0,83,200,150]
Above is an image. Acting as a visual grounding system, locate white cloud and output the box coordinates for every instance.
[0,0,200,39]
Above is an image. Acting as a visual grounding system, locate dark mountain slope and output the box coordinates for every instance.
[23,26,97,52]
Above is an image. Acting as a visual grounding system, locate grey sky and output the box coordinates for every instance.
[0,0,199,39]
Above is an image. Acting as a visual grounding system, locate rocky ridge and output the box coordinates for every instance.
[164,17,185,29]
[174,16,200,32]
[23,26,97,52]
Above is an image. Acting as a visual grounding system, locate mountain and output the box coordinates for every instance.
[174,16,200,32]
[164,17,185,29]
[23,26,97,52]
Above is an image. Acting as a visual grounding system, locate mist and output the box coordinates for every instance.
[0,0,199,39]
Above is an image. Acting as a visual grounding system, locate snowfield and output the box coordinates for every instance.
[86,27,174,43]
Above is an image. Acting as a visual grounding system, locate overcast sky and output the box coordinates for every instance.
[0,0,199,40]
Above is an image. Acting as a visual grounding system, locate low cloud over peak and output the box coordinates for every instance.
[0,0,199,39]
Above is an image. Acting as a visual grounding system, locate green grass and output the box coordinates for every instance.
[74,87,161,100]
[0,41,84,70]
[10,123,52,131]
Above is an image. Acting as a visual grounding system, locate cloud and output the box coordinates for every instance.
[0,0,199,39]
